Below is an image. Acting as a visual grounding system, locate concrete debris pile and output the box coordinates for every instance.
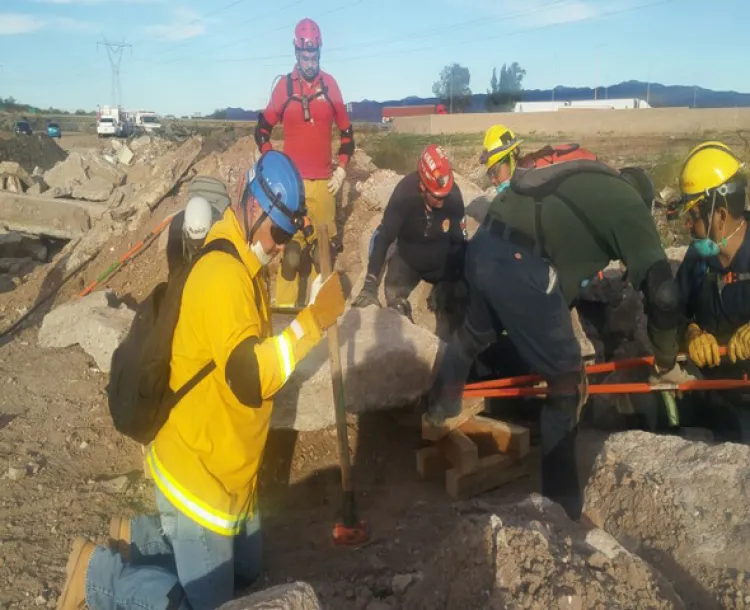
[404,495,685,609]
[54,137,203,273]
[584,430,750,609]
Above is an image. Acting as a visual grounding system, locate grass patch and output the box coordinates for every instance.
[359,132,483,173]
[648,151,684,192]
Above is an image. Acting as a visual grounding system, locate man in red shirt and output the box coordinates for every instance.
[255,17,354,309]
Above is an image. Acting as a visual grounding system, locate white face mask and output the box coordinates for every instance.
[251,241,273,266]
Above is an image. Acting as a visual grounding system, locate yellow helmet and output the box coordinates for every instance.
[479,124,523,171]
[679,141,744,212]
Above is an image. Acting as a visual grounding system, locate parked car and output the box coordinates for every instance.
[13,120,32,135]
[47,122,62,138]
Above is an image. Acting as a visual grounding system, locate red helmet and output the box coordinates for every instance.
[418,144,454,198]
[294,18,322,51]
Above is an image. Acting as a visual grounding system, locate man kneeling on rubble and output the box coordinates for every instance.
[56,150,346,610]
[671,141,750,441]
[351,144,469,339]
[424,124,689,520]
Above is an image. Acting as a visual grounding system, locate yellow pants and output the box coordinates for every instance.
[275,179,337,308]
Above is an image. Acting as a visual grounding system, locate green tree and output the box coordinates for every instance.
[432,63,472,113]
[486,62,526,112]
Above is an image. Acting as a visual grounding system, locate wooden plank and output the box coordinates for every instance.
[445,454,528,500]
[421,397,486,442]
[459,415,530,460]
[416,446,450,478]
[436,429,479,474]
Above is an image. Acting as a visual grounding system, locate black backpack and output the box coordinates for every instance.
[107,238,242,445]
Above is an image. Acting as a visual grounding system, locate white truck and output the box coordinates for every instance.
[134,111,162,134]
[96,105,132,137]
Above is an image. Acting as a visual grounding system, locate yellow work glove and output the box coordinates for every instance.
[686,323,722,368]
[308,272,345,332]
[728,322,750,363]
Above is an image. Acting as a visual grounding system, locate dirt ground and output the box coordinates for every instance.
[0,131,745,609]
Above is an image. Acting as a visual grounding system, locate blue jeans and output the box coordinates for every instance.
[427,222,584,518]
[85,487,262,610]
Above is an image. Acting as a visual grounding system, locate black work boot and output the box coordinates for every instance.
[540,395,583,521]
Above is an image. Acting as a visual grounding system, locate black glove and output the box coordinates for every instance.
[352,274,381,308]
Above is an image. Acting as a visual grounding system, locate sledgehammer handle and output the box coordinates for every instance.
[317,223,353,494]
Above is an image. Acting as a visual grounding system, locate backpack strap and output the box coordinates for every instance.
[168,238,261,406]
[280,73,296,123]
[512,159,627,260]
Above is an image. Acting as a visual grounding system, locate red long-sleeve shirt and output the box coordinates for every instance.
[260,68,352,180]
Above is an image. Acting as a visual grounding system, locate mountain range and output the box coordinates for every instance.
[216,80,750,122]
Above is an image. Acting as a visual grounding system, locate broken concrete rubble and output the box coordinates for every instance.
[355,169,404,212]
[42,151,125,203]
[85,154,126,187]
[0,192,91,240]
[72,175,115,202]
[125,137,203,229]
[272,306,441,431]
[217,582,322,610]
[349,148,378,175]
[43,152,88,192]
[584,431,750,610]
[405,495,685,610]
[38,290,135,373]
[0,162,34,190]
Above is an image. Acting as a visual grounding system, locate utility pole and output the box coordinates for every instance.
[97,38,132,107]
[693,86,698,109]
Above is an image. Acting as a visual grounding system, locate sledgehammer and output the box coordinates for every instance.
[316,223,369,546]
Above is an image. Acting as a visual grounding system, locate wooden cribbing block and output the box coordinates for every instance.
[459,415,530,460]
[436,429,479,474]
[421,397,486,442]
[445,454,529,500]
[416,446,450,478]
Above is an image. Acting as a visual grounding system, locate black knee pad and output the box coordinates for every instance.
[644,259,679,330]
[281,242,302,281]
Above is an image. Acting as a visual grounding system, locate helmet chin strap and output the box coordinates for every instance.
[243,192,273,264]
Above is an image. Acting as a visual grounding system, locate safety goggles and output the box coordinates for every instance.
[677,180,740,216]
[487,159,509,180]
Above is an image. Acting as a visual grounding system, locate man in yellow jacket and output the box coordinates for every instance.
[57,150,345,610]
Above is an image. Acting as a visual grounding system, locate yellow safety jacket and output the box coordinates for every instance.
[148,208,323,536]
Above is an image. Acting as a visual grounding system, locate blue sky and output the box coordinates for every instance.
[0,0,746,116]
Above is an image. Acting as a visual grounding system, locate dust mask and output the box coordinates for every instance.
[496,180,511,195]
[251,241,273,266]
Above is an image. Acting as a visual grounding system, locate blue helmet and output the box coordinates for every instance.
[244,150,306,236]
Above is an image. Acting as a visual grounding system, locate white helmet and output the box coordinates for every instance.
[183,196,214,241]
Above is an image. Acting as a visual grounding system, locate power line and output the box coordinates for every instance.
[157,0,570,68]
[321,0,678,67]
[141,0,305,60]
[97,38,132,107]
[4,0,253,89]
[149,0,362,70]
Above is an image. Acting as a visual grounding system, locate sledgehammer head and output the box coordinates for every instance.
[332,490,369,546]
